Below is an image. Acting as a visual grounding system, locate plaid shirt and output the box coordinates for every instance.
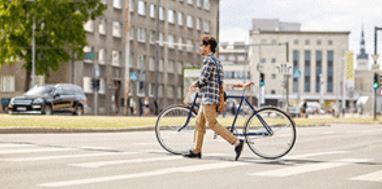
[196,53,223,105]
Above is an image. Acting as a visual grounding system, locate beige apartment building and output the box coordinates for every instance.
[249,18,351,110]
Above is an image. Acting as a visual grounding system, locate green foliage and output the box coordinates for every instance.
[0,0,106,75]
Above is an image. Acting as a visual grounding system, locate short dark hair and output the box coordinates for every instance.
[200,35,217,53]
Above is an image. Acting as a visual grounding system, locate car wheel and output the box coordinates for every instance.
[43,105,53,115]
[74,105,84,116]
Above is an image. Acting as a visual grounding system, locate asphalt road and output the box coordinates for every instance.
[0,124,381,189]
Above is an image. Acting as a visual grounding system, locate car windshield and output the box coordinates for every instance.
[25,86,54,96]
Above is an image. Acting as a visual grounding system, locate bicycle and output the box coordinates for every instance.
[155,84,296,160]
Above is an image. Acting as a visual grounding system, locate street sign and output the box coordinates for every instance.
[84,52,96,60]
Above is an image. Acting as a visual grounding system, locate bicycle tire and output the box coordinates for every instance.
[155,104,197,155]
[244,107,296,159]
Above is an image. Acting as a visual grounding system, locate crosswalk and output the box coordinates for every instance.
[0,142,380,188]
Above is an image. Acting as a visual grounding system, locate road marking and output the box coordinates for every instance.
[39,162,247,187]
[0,152,138,162]
[0,144,33,148]
[70,156,182,168]
[249,158,371,177]
[286,151,350,159]
[350,170,382,182]
[0,148,73,155]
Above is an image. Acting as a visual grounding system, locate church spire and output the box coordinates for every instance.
[357,25,368,60]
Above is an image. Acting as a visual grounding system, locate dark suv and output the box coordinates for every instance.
[8,84,87,115]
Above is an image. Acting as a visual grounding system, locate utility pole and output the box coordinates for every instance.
[31,16,36,88]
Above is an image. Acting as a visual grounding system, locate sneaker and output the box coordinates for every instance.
[182,150,202,159]
[234,139,244,161]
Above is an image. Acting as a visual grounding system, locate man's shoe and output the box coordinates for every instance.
[234,139,244,161]
[182,150,202,159]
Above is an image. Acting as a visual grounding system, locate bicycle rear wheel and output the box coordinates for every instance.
[244,107,296,159]
[155,104,197,155]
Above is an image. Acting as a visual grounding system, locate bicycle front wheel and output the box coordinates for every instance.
[244,107,296,159]
[155,104,197,155]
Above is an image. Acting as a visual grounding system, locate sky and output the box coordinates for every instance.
[220,0,382,62]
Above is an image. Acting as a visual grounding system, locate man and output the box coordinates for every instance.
[182,35,244,161]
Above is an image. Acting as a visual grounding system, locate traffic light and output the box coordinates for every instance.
[373,73,379,89]
[259,73,265,87]
[91,78,100,91]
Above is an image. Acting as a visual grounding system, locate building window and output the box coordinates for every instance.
[187,0,193,6]
[293,39,299,45]
[271,90,276,94]
[84,20,94,32]
[149,30,156,44]
[158,85,163,98]
[328,40,333,45]
[129,27,134,40]
[271,74,276,79]
[137,80,145,96]
[327,50,334,93]
[112,50,120,66]
[271,58,276,63]
[113,0,122,9]
[138,1,146,16]
[203,20,210,33]
[149,57,155,71]
[203,0,210,10]
[0,76,15,92]
[137,55,145,69]
[260,58,266,63]
[98,48,106,65]
[177,12,183,26]
[316,40,322,45]
[220,55,226,61]
[159,6,164,21]
[167,86,174,98]
[83,77,92,93]
[150,4,155,18]
[177,37,184,50]
[159,33,164,46]
[197,0,202,7]
[228,55,235,61]
[305,39,310,45]
[168,35,175,49]
[186,39,193,52]
[177,62,183,74]
[159,59,164,71]
[168,60,175,73]
[148,83,154,97]
[168,9,175,24]
[196,17,201,30]
[304,50,311,92]
[137,28,146,43]
[292,50,299,93]
[315,50,322,93]
[112,21,122,38]
[129,0,134,12]
[98,19,106,35]
[186,15,193,28]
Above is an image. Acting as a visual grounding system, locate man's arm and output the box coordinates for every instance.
[192,61,214,88]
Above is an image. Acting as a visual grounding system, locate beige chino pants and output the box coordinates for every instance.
[193,104,237,153]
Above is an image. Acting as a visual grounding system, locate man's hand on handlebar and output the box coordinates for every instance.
[233,82,254,89]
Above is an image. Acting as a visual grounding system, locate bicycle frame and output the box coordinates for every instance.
[178,91,274,137]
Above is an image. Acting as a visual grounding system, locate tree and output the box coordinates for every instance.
[0,0,106,89]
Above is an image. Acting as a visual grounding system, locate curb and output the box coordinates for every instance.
[0,126,154,134]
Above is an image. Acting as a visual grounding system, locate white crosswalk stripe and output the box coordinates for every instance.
[0,147,73,155]
[249,158,372,177]
[70,156,182,168]
[350,170,382,182]
[0,143,33,148]
[39,161,248,187]
[286,151,350,159]
[0,152,138,162]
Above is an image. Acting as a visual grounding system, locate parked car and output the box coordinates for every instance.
[8,84,87,115]
[287,106,300,118]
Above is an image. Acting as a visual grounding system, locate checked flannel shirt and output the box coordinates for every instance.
[195,53,224,105]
